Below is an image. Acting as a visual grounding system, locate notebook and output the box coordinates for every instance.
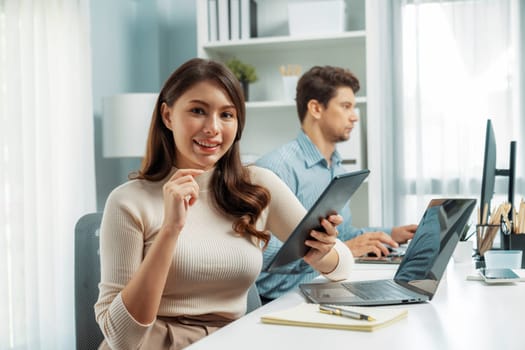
[267,169,370,271]
[300,198,477,306]
[261,303,408,332]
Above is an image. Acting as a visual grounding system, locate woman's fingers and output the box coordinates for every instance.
[327,214,343,226]
[305,219,337,250]
[162,169,205,233]
[164,169,205,203]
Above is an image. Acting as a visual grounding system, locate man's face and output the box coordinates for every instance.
[318,86,359,143]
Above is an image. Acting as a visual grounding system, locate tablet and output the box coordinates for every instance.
[267,169,370,272]
[478,268,520,284]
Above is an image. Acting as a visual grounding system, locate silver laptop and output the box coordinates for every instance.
[300,198,476,306]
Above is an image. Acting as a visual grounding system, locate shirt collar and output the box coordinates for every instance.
[297,130,342,169]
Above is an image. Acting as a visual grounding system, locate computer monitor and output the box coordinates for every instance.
[480,120,497,223]
[479,119,516,225]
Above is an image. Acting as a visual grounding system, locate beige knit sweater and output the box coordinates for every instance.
[94,166,353,348]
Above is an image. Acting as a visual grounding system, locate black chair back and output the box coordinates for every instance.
[74,212,104,350]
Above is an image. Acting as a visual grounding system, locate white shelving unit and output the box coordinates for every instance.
[196,0,379,227]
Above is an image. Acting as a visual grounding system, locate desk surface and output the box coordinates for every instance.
[186,261,525,350]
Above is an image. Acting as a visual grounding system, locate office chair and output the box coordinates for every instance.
[246,282,262,313]
[74,212,262,349]
[75,212,104,350]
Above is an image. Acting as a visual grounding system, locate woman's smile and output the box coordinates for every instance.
[193,138,221,153]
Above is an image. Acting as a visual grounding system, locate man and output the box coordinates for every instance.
[256,65,417,303]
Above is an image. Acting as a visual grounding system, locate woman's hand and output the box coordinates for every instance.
[303,214,343,271]
[161,169,204,236]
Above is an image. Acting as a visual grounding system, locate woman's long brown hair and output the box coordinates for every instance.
[131,58,270,246]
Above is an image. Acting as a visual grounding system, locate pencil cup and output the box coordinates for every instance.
[476,224,499,256]
[453,240,473,264]
[508,234,525,268]
[282,76,298,101]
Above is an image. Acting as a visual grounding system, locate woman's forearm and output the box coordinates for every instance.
[120,227,179,324]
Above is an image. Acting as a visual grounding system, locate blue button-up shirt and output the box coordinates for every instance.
[255,130,390,300]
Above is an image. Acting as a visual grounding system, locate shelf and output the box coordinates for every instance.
[196,0,376,224]
[246,100,295,109]
[203,31,366,55]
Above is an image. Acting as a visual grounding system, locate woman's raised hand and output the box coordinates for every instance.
[162,169,204,236]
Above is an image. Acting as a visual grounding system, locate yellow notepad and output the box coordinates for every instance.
[261,303,408,332]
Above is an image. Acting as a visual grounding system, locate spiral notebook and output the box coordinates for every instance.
[261,303,408,332]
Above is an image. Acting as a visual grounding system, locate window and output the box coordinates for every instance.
[394,0,522,225]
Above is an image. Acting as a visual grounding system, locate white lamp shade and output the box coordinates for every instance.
[102,93,158,157]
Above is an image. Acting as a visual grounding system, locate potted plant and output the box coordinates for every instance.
[225,58,258,101]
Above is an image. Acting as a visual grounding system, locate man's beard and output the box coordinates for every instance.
[335,133,351,143]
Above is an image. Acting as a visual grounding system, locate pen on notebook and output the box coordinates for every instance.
[319,304,375,322]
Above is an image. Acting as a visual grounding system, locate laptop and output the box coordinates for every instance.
[300,198,476,306]
[267,169,370,272]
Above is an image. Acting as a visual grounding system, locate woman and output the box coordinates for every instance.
[94,58,353,350]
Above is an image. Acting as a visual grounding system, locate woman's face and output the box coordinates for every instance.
[161,80,238,170]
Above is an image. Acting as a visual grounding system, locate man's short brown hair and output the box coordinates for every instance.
[295,66,360,123]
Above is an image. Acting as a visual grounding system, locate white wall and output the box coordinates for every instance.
[90,0,197,210]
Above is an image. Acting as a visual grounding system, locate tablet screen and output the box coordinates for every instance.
[267,169,370,271]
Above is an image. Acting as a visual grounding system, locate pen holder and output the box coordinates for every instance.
[476,224,500,257]
[508,234,525,268]
[500,220,512,250]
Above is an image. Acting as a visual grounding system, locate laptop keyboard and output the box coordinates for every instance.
[341,280,415,300]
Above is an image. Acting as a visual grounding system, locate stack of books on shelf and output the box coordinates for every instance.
[208,0,257,42]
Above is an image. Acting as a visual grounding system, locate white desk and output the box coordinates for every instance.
[186,261,525,350]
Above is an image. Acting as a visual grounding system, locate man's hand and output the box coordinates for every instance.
[391,224,417,244]
[344,232,398,257]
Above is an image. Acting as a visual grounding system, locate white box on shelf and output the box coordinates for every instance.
[288,0,345,37]
[337,107,361,171]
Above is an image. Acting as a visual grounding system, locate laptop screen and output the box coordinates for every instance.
[393,198,476,297]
